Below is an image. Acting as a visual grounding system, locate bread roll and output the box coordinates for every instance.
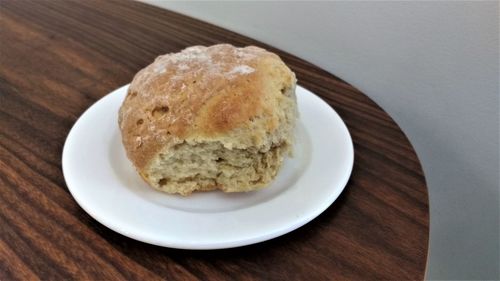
[118,44,297,195]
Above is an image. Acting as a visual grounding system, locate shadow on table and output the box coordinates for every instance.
[82,179,353,276]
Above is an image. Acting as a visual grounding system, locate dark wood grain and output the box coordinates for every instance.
[0,0,429,280]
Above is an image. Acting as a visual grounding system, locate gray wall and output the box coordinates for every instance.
[142,1,499,279]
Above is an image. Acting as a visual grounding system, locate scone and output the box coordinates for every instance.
[118,44,297,195]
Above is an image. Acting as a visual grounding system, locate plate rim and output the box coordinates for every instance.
[62,84,354,249]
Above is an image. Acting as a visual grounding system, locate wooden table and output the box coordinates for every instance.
[0,1,429,280]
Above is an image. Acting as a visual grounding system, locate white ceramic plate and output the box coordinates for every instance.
[62,84,353,249]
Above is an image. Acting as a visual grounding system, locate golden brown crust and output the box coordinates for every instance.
[118,44,295,171]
